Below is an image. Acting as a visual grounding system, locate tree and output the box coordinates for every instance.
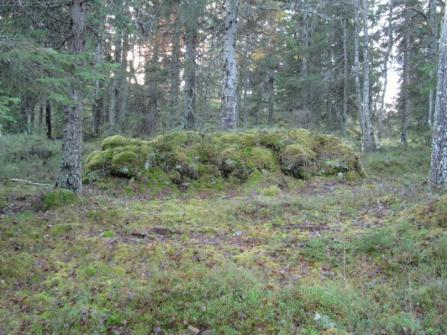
[183,1,198,130]
[355,0,376,152]
[56,0,86,193]
[169,7,181,129]
[429,6,447,186]
[377,0,394,143]
[221,0,240,130]
[428,0,439,127]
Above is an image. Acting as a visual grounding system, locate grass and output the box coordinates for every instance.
[0,143,446,334]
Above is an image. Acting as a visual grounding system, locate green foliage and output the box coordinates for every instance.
[43,189,78,210]
[0,134,60,182]
[0,134,99,183]
[354,229,395,254]
[0,91,19,129]
[260,185,281,197]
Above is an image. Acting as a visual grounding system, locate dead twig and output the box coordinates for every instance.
[9,178,53,187]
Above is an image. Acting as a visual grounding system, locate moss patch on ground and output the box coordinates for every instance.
[84,129,364,188]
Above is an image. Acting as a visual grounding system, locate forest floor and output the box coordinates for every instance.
[1,145,446,334]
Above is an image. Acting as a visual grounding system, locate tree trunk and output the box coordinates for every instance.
[23,97,33,135]
[183,21,197,130]
[93,35,104,137]
[108,77,117,131]
[143,36,160,135]
[93,81,103,137]
[429,7,447,186]
[38,104,43,129]
[56,0,85,193]
[342,18,348,136]
[221,0,240,130]
[267,74,274,125]
[169,13,181,129]
[401,26,411,146]
[117,31,129,131]
[428,0,438,127]
[354,0,363,135]
[356,0,376,152]
[45,99,52,140]
[108,31,123,133]
[378,0,393,143]
[301,14,311,127]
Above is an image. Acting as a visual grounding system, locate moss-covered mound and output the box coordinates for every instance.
[84,129,364,186]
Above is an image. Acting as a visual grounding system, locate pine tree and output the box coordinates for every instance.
[56,0,86,193]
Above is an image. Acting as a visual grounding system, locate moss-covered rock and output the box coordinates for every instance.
[85,129,364,189]
[85,149,113,173]
[280,144,317,179]
[101,135,131,150]
[111,151,139,178]
[316,138,364,176]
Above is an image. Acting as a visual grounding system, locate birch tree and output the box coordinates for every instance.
[378,0,393,143]
[221,0,240,130]
[342,17,349,136]
[401,21,411,146]
[429,7,447,186]
[355,0,376,152]
[428,0,438,127]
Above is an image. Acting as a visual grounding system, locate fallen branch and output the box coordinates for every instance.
[9,178,53,187]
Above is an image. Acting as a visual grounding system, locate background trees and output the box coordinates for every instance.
[0,0,445,190]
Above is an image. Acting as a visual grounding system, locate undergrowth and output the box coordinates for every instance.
[0,140,445,334]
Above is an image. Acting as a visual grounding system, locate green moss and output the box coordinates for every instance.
[152,131,203,152]
[0,252,35,280]
[195,142,220,164]
[409,194,447,228]
[43,189,78,210]
[244,147,277,171]
[111,151,139,178]
[260,185,281,197]
[85,149,113,173]
[102,230,115,238]
[315,140,365,178]
[51,224,74,236]
[101,135,131,150]
[197,164,221,178]
[288,128,314,147]
[220,146,249,180]
[280,144,317,179]
[86,129,364,189]
[78,265,97,279]
[259,129,288,151]
[216,132,258,147]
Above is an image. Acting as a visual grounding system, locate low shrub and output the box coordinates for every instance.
[43,189,78,210]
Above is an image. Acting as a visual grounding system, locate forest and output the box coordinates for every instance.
[1,0,447,334]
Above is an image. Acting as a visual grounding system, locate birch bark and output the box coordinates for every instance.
[430,7,447,186]
[221,0,240,130]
